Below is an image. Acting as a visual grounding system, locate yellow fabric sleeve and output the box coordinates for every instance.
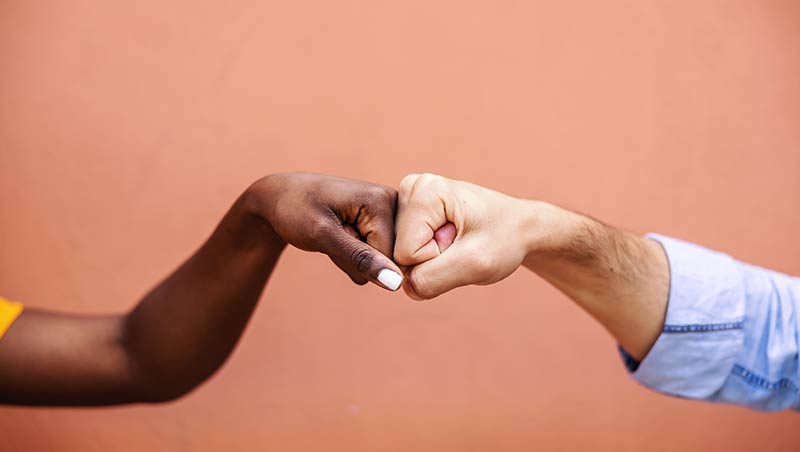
[0,297,23,340]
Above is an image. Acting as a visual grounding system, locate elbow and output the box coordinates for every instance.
[138,380,202,404]
[119,312,237,404]
[120,333,226,404]
[130,362,220,404]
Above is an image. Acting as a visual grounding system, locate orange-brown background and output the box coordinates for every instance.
[1,1,799,451]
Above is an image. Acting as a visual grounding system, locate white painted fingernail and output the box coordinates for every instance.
[377,269,403,291]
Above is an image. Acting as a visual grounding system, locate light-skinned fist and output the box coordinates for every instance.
[393,173,537,300]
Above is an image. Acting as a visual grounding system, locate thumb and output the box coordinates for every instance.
[321,226,405,291]
[402,237,491,300]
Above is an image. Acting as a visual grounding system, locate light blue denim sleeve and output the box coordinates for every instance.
[619,234,800,412]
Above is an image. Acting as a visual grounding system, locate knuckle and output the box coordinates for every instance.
[393,248,412,266]
[416,173,450,196]
[349,247,375,274]
[406,273,434,300]
[372,184,393,198]
[417,173,442,187]
[308,217,332,242]
[399,174,420,197]
[466,246,495,280]
[384,186,399,206]
[363,185,396,207]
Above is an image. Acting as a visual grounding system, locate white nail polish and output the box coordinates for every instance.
[377,269,403,291]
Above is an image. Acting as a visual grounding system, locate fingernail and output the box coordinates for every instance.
[377,269,403,291]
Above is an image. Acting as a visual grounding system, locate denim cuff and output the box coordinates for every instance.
[620,234,746,399]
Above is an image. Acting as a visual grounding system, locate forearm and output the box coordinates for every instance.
[395,173,800,411]
[122,186,285,402]
[521,202,670,360]
[519,201,800,411]
[1,173,402,406]
[0,186,285,406]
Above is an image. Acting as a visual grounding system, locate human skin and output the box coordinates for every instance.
[0,173,403,406]
[394,173,670,360]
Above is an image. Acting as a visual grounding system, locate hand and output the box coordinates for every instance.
[393,173,536,299]
[248,172,404,291]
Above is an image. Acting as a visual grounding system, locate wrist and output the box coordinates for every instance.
[240,178,286,250]
[519,200,586,265]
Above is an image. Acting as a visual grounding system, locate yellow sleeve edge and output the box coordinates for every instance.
[0,298,24,340]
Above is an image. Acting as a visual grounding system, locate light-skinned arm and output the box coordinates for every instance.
[395,173,800,411]
[393,173,668,360]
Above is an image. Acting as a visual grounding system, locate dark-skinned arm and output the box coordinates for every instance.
[0,173,403,406]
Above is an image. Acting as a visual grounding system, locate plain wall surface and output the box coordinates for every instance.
[1,1,799,451]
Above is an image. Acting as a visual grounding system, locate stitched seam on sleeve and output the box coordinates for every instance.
[662,322,743,333]
[731,364,800,395]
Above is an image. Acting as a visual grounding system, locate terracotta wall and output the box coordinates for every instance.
[1,1,799,450]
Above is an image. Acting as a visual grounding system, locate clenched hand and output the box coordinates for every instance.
[393,173,536,299]
[249,173,404,290]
